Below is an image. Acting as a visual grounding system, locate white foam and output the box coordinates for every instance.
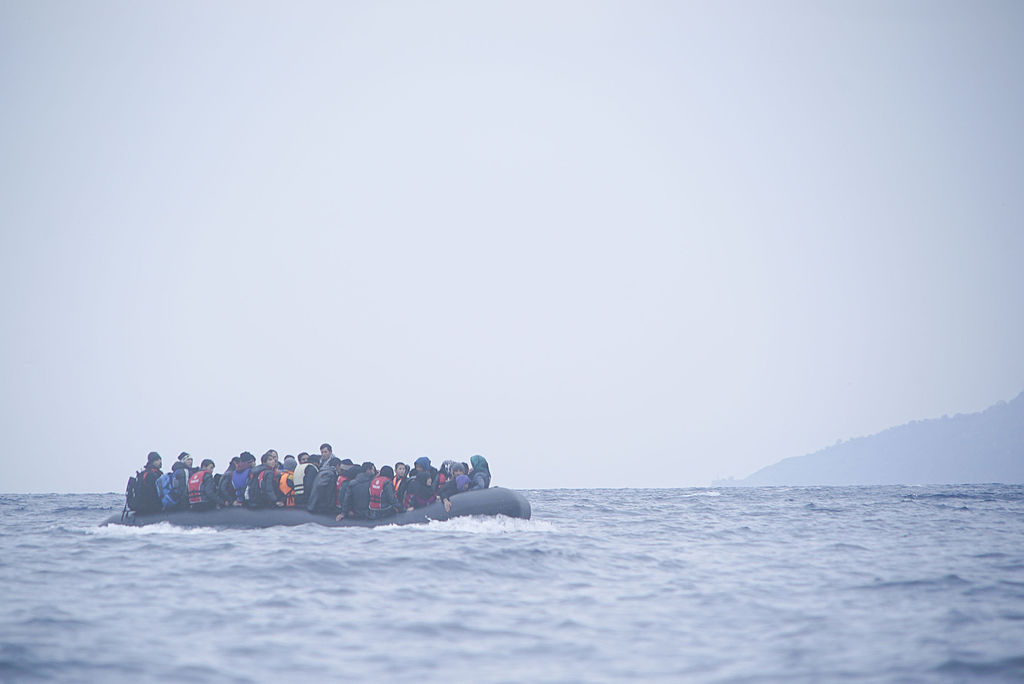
[85,522,220,536]
[683,491,722,497]
[377,515,555,535]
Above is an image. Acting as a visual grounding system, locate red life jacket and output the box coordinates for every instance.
[188,470,208,505]
[369,475,389,510]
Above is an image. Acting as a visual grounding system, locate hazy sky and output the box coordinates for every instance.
[2,1,1022,492]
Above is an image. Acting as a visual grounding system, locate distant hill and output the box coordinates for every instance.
[716,392,1024,486]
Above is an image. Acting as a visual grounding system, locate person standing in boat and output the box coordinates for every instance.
[133,452,163,513]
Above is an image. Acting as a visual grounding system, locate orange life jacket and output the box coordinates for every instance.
[278,471,295,507]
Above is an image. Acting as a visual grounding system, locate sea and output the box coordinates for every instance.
[1,485,1023,683]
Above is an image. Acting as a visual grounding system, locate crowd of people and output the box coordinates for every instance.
[125,443,492,521]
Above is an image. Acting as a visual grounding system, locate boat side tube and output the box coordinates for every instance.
[103,487,531,528]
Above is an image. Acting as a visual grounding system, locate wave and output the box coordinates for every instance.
[84,522,220,537]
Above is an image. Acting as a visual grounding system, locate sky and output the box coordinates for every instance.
[2,1,1022,493]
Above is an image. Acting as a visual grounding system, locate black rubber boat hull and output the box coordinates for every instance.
[103,487,531,528]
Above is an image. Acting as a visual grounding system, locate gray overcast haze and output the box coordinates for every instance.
[2,1,1023,493]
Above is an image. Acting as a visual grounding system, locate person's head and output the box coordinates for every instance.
[361,461,376,476]
[147,452,162,468]
[297,452,309,464]
[320,443,333,460]
[309,453,322,467]
[470,454,489,474]
[455,473,470,491]
[283,455,297,472]
[452,462,466,476]
[200,458,215,472]
[414,456,431,472]
[228,456,240,470]
[395,462,407,478]
[240,452,256,468]
[261,450,278,467]
[379,465,394,479]
[178,452,193,467]
[326,456,342,469]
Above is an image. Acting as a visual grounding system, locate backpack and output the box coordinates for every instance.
[245,468,276,506]
[125,474,139,511]
[157,471,178,509]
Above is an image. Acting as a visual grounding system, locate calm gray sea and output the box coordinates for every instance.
[1,485,1023,683]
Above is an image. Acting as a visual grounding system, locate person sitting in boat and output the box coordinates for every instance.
[231,452,256,506]
[392,462,409,506]
[306,456,341,513]
[437,462,472,512]
[438,462,471,498]
[187,459,220,511]
[293,453,317,507]
[157,455,191,511]
[336,462,377,520]
[365,465,404,520]
[170,452,194,509]
[334,459,359,513]
[132,452,163,513]
[469,455,491,489]
[218,456,240,506]
[406,457,439,509]
[246,450,284,508]
[277,459,296,507]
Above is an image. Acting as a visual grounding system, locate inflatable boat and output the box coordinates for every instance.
[104,487,531,528]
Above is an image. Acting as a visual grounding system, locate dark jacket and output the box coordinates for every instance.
[218,465,237,505]
[189,470,221,510]
[339,471,374,519]
[392,475,409,506]
[406,466,439,508]
[172,464,192,508]
[133,466,162,513]
[369,478,403,519]
[470,471,491,490]
[247,464,280,507]
[306,465,339,513]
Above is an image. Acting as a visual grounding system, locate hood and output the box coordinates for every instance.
[470,455,489,474]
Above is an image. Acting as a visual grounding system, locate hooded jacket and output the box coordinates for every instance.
[470,455,491,489]
[406,464,439,508]
[339,470,375,518]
